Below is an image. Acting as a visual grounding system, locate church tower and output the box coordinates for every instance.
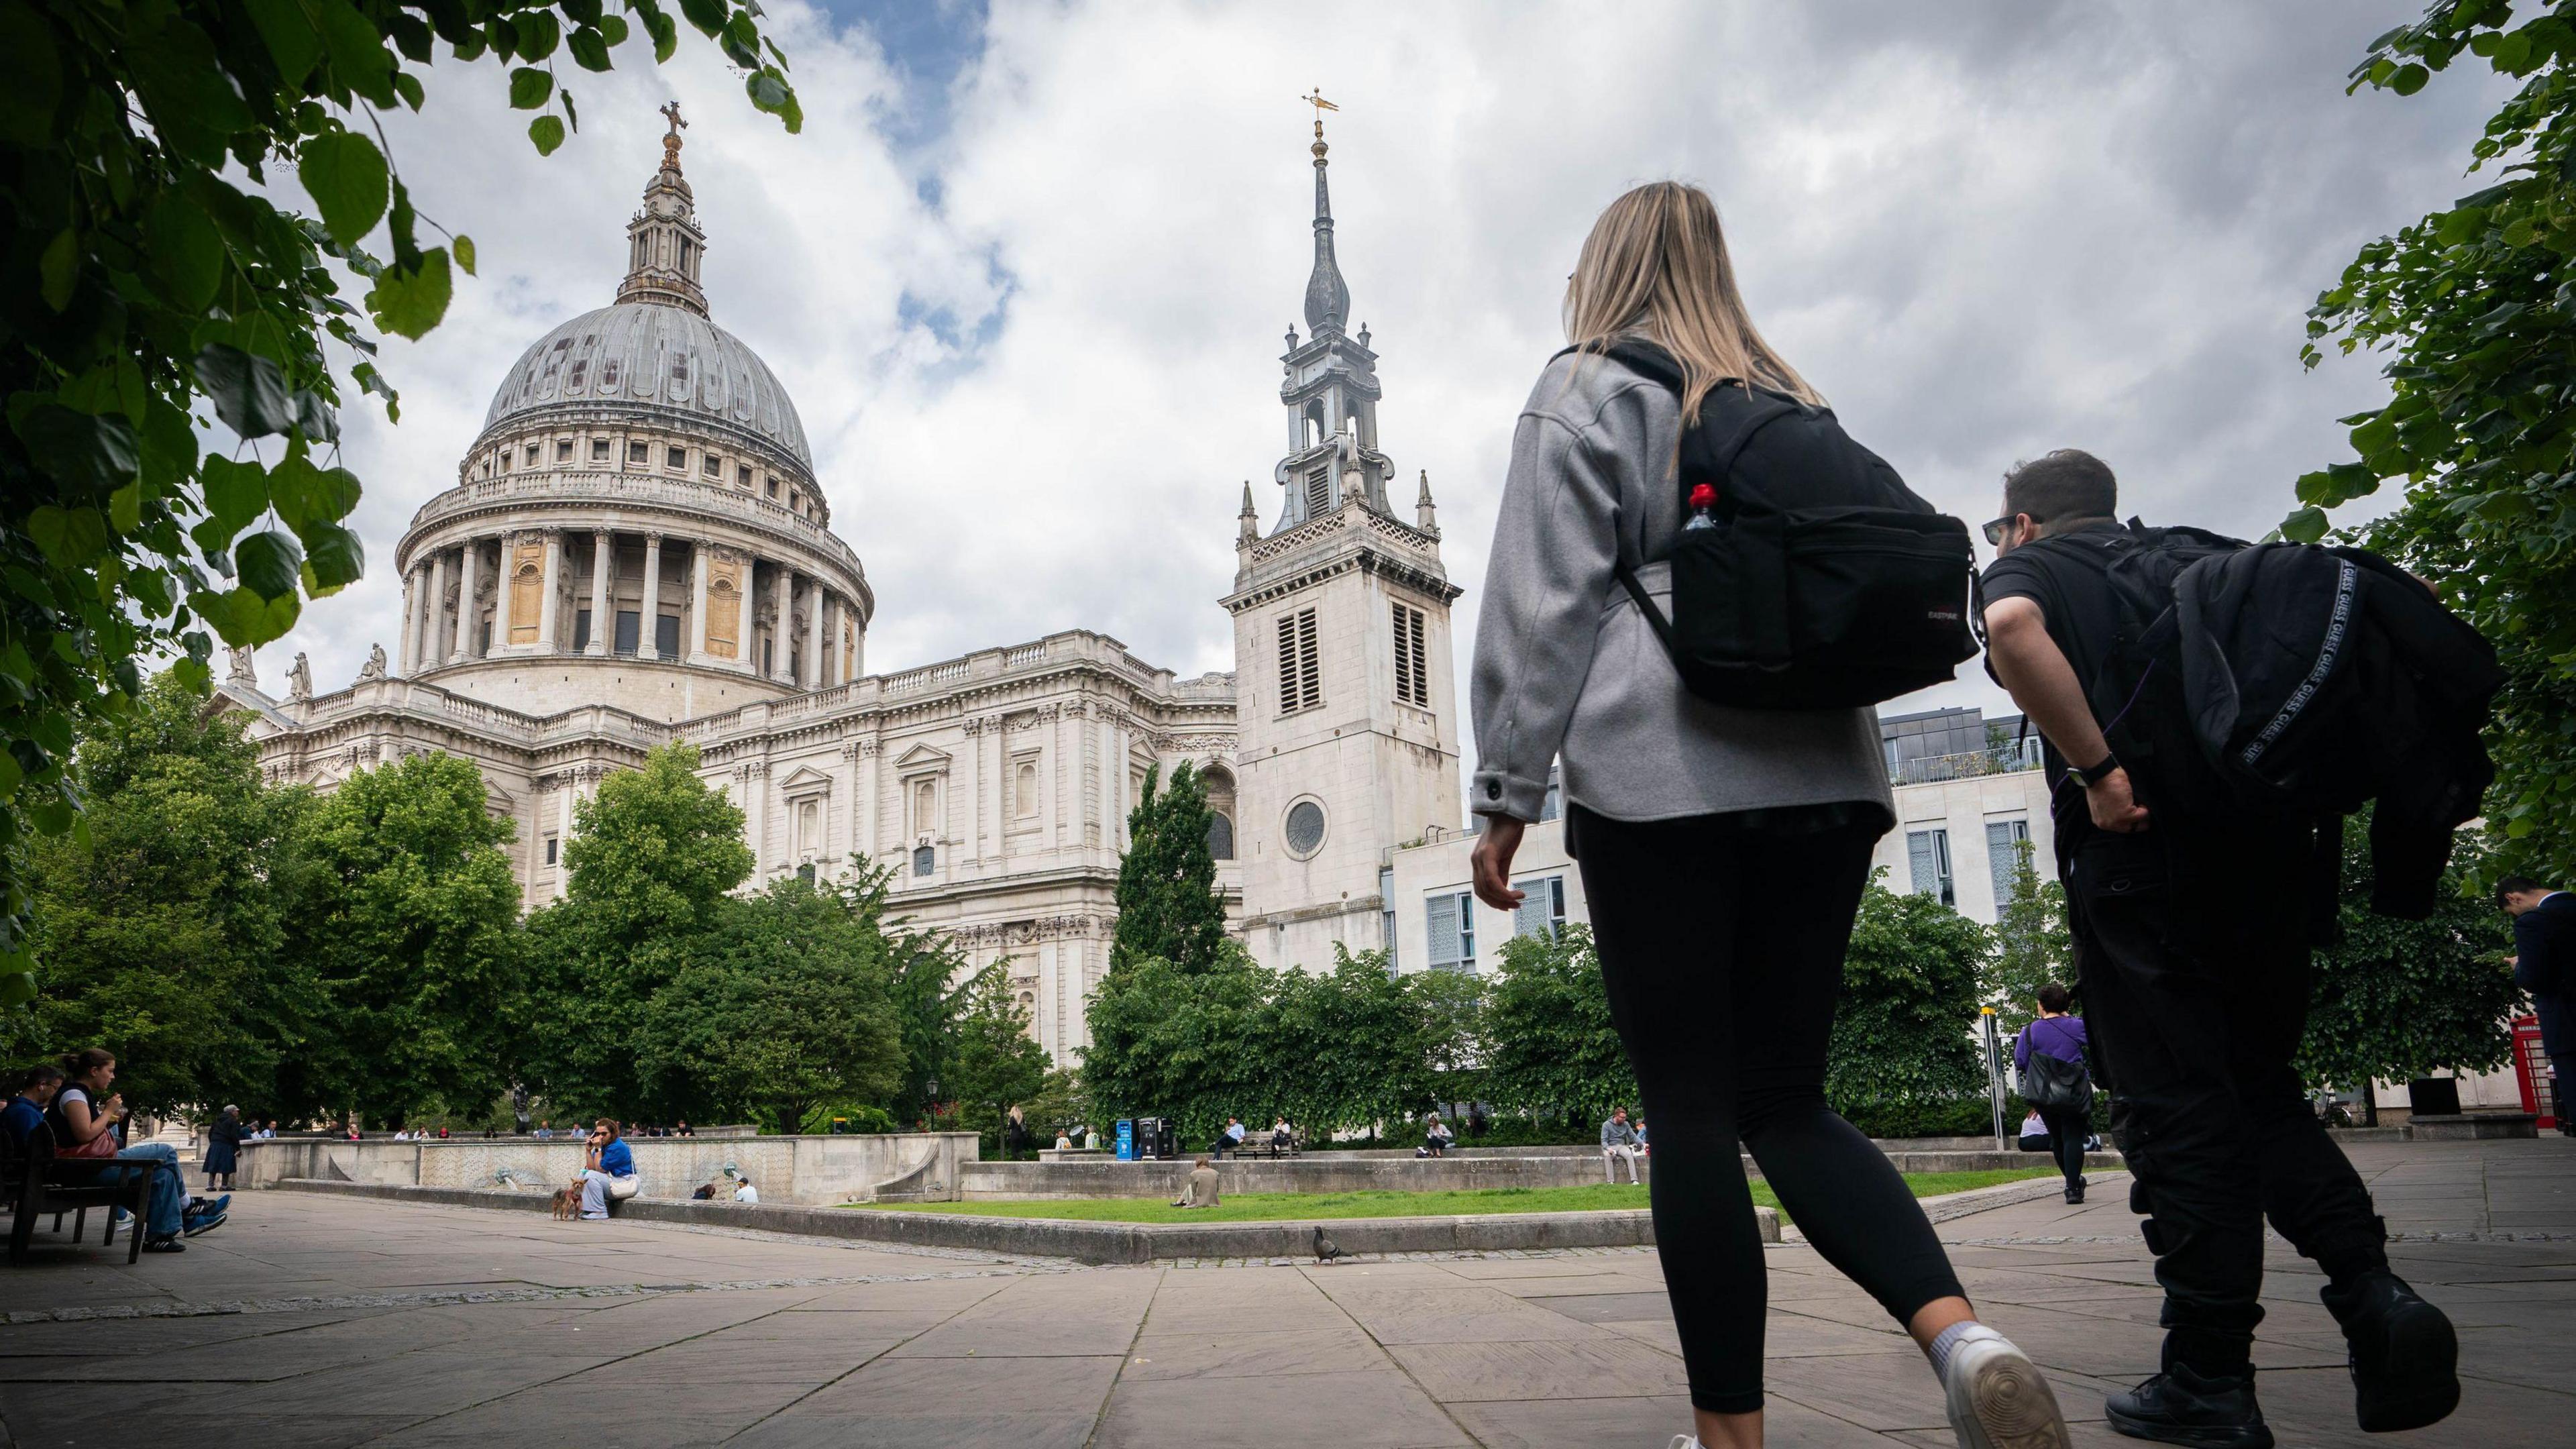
[1224,103,1463,973]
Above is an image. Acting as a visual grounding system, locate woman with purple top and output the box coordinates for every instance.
[2015,983,2094,1202]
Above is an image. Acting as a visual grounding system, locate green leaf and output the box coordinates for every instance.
[528,114,568,156]
[0,973,34,1009]
[2280,506,2330,545]
[194,586,301,646]
[508,66,554,109]
[366,247,455,339]
[2390,62,2430,95]
[453,234,477,276]
[598,14,631,47]
[640,2,678,62]
[125,17,255,161]
[680,0,729,38]
[14,405,140,492]
[25,506,108,566]
[108,482,142,534]
[313,0,398,107]
[2434,205,2487,246]
[195,344,297,439]
[299,129,391,248]
[200,453,271,535]
[0,1,63,148]
[144,194,226,310]
[299,521,366,593]
[568,25,611,70]
[243,0,324,87]
[235,529,305,601]
[37,227,76,311]
[516,9,561,60]
[749,70,790,115]
[393,68,425,110]
[268,455,361,531]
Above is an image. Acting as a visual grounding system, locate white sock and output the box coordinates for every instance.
[1927,1320,2004,1385]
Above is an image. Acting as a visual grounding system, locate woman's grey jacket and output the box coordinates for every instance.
[1467,349,1895,826]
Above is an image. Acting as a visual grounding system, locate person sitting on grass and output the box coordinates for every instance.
[1171,1155,1221,1210]
[1419,1112,1456,1157]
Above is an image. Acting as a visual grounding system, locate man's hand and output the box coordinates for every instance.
[2086,767,2150,833]
[1471,816,1528,911]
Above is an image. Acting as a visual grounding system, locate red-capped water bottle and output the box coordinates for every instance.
[1682,482,1719,531]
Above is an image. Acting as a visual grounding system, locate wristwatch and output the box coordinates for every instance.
[2065,753,2118,789]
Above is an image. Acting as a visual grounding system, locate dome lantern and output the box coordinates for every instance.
[616,101,710,318]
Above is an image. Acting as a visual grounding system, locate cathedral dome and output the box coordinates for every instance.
[482,303,812,469]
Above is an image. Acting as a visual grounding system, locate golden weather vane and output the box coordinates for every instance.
[1300,87,1338,141]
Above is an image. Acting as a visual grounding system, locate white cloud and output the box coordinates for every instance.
[270,0,2510,782]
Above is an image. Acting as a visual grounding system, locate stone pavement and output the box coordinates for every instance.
[0,1138,2564,1447]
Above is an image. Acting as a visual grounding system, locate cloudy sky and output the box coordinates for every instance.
[273,0,2507,771]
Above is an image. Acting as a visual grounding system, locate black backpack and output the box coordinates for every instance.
[1589,342,1979,709]
[2010,523,2500,916]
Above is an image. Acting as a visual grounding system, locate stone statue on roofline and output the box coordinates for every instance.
[224,645,256,690]
[358,643,387,681]
[286,651,312,702]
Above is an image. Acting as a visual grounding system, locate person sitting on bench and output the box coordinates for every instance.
[49,1050,224,1251]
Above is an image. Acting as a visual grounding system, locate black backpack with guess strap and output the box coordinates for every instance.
[1589,341,1979,709]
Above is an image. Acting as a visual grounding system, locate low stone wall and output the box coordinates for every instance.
[272,1177,1768,1265]
[235,1132,980,1205]
[968,1147,2118,1201]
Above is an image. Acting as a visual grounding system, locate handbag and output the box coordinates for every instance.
[2020,1018,2094,1110]
[606,1173,641,1200]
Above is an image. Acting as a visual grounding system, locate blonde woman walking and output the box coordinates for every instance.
[1468,181,2066,1449]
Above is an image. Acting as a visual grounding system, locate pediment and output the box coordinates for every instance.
[775,765,834,794]
[892,742,951,771]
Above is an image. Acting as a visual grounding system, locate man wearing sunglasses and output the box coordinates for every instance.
[1978,451,2456,1449]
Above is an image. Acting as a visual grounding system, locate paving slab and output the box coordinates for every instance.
[0,1137,2563,1446]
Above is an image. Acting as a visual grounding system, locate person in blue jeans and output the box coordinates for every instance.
[46,1050,225,1252]
[2013,985,2092,1202]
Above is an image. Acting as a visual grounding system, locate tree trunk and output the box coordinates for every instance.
[2361,1079,2378,1128]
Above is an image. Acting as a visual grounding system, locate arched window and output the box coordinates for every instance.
[1205,811,1234,861]
[912,844,934,877]
[911,777,937,835]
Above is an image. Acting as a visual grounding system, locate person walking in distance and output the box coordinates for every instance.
[2012,986,2093,1203]
[1980,450,2459,1445]
[1601,1107,1643,1185]
[1468,180,2065,1449]
[2501,877,2576,1135]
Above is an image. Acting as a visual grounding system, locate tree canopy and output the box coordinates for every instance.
[289,749,521,1128]
[0,0,801,1012]
[1829,874,1989,1134]
[1984,838,2074,1036]
[2288,0,2576,883]
[1109,762,1230,974]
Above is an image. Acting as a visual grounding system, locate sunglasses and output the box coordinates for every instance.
[1982,515,2023,547]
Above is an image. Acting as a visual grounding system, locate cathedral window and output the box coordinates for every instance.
[1283,799,1327,859]
[567,359,587,390]
[555,439,573,463]
[1014,759,1040,818]
[590,439,610,462]
[912,845,934,876]
[628,440,648,465]
[524,445,541,467]
[1275,607,1321,713]
[669,356,689,387]
[765,477,780,499]
[1391,603,1430,706]
[910,777,938,836]
[600,358,621,388]
[666,446,686,470]
[497,450,510,474]
[737,464,754,488]
[703,453,722,477]
[1304,468,1331,521]
[1206,812,1234,861]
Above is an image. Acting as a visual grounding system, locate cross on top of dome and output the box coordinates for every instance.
[619,105,710,317]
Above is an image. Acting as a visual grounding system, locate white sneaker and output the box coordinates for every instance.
[1667,1438,1702,1449]
[1941,1326,2070,1449]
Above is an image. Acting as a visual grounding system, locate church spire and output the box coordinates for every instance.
[1300,89,1350,334]
[616,101,710,317]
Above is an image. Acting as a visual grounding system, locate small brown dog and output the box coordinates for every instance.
[550,1184,580,1220]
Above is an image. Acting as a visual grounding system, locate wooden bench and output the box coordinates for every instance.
[1218,1135,1302,1160]
[3,1123,153,1265]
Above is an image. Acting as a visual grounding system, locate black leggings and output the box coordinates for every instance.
[1570,804,1966,1415]
[2037,1104,2091,1189]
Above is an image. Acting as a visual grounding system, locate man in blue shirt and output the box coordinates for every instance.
[2502,877,2576,1136]
[2,1065,62,1150]
[578,1119,638,1220]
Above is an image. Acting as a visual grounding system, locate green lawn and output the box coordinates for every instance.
[847,1168,2053,1226]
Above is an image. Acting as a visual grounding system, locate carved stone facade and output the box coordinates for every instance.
[223,119,1450,1068]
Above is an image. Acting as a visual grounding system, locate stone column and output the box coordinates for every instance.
[426,548,451,671]
[396,566,418,674]
[450,537,478,663]
[771,562,794,683]
[638,533,663,661]
[805,582,826,689]
[586,529,612,655]
[689,539,711,660]
[537,529,563,653]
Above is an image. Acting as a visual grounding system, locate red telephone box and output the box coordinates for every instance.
[2511,1016,2557,1130]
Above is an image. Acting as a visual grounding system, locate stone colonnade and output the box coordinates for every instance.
[396,527,860,687]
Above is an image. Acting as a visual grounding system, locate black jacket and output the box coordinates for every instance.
[2514,892,2576,1057]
